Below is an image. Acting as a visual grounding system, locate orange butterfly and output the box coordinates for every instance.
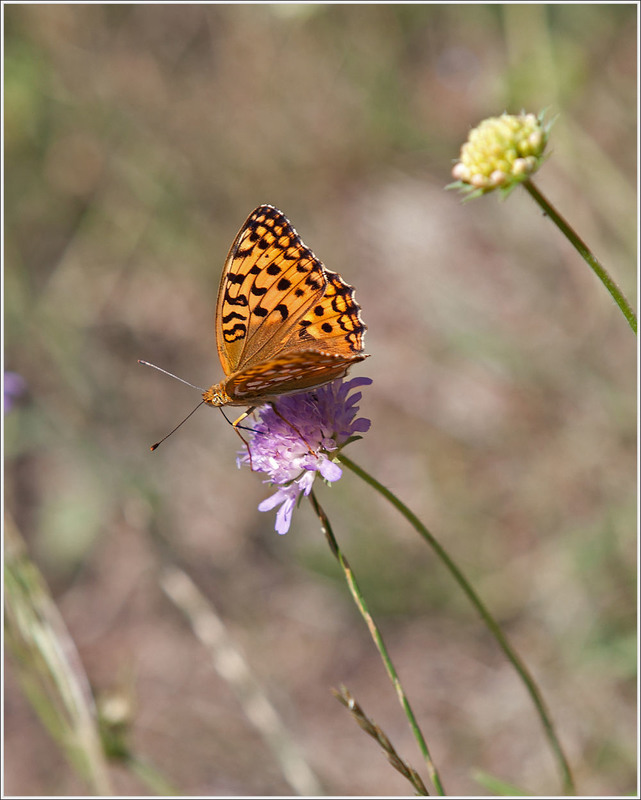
[202,205,368,430]
[142,205,368,451]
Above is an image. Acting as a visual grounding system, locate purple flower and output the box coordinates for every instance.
[238,377,372,534]
[4,372,26,414]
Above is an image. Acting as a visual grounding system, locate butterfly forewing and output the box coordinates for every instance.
[216,205,327,375]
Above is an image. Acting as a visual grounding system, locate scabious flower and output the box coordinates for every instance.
[4,371,26,414]
[238,377,372,534]
[450,111,552,198]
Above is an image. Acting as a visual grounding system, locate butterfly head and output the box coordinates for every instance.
[203,383,230,407]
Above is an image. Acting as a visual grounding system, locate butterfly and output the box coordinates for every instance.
[202,205,368,430]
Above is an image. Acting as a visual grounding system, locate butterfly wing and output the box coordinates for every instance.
[212,204,368,407]
[215,205,327,376]
[223,349,367,405]
[282,269,367,357]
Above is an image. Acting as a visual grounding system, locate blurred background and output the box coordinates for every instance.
[4,3,637,796]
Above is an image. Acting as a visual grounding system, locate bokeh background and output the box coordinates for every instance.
[4,3,637,796]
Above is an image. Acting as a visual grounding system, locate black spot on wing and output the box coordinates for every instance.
[224,287,248,307]
[223,323,247,343]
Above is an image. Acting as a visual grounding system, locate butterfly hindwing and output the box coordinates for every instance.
[224,349,366,403]
[284,270,367,357]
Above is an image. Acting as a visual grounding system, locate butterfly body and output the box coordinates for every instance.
[202,205,368,413]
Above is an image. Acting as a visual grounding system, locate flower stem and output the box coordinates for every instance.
[522,178,637,334]
[333,685,430,796]
[309,490,445,796]
[338,454,576,796]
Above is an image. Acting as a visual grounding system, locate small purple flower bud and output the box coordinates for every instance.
[4,372,26,414]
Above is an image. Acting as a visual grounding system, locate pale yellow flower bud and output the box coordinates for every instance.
[451,162,469,182]
[450,111,551,197]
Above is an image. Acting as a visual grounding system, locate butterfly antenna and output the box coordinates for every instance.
[137,360,206,392]
[150,401,205,451]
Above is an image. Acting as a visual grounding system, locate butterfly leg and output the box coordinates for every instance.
[231,407,257,470]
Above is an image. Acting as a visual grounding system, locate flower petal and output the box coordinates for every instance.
[319,459,342,482]
[258,490,288,512]
[275,496,296,534]
[352,417,371,432]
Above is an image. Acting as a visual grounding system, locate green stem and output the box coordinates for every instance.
[4,519,113,796]
[309,490,445,796]
[522,178,637,334]
[338,454,576,796]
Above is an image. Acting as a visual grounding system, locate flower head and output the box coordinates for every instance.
[238,377,372,534]
[450,111,552,198]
